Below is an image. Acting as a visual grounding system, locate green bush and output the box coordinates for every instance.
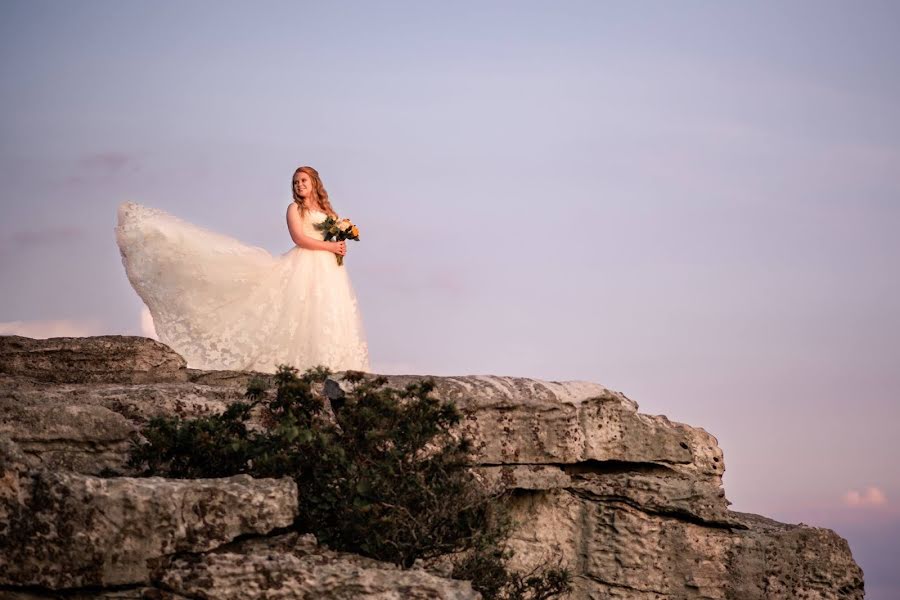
[129,365,570,599]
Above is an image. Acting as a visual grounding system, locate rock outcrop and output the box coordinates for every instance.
[1,466,298,588]
[157,533,479,600]
[0,335,864,599]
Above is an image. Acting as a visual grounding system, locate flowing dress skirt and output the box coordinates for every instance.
[115,202,370,374]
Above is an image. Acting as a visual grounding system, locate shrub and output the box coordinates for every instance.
[128,365,571,599]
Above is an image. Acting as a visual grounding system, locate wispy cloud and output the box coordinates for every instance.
[7,226,86,247]
[61,151,141,186]
[843,486,889,508]
[0,318,106,338]
[78,151,140,175]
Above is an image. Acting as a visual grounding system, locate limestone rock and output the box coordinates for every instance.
[0,468,298,589]
[0,335,187,384]
[1,435,35,473]
[328,374,722,475]
[0,400,135,474]
[0,335,865,599]
[0,590,170,599]
[328,372,863,599]
[499,491,863,599]
[329,373,728,520]
[155,532,480,600]
[0,374,240,475]
[477,466,736,527]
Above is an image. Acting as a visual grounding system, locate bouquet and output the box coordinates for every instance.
[314,216,360,266]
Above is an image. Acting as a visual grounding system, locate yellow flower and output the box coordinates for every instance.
[350,226,359,237]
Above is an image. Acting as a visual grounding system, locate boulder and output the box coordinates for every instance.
[0,463,298,589]
[155,532,480,600]
[0,336,187,384]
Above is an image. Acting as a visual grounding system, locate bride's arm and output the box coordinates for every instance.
[286,204,337,252]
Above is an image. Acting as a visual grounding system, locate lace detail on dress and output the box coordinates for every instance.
[115,202,370,374]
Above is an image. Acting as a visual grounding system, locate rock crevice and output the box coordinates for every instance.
[0,335,864,599]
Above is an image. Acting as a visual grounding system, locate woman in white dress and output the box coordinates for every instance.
[115,166,371,374]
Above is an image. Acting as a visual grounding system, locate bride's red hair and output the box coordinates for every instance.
[292,166,338,218]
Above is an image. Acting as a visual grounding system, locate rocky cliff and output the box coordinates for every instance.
[0,335,864,599]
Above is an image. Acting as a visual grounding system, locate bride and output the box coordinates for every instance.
[115,166,371,374]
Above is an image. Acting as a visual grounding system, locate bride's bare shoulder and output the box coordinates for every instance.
[286,204,304,232]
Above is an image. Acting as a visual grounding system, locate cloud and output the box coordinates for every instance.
[8,226,86,247]
[843,486,889,508]
[78,151,139,174]
[0,318,106,338]
[61,151,141,186]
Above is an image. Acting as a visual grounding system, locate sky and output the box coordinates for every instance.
[1,1,898,596]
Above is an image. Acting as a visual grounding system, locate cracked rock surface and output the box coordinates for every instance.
[0,335,864,599]
[0,459,298,588]
[156,532,479,600]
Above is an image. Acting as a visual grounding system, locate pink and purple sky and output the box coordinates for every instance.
[1,2,898,596]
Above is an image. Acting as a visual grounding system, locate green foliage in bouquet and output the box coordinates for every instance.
[128,365,571,600]
[314,215,360,265]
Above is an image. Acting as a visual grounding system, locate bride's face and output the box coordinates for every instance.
[293,172,313,198]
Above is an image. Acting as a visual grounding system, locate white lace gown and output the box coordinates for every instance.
[114,202,371,374]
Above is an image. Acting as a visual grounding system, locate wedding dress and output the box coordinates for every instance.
[114,202,371,374]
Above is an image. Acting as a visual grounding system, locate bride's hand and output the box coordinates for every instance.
[332,240,346,257]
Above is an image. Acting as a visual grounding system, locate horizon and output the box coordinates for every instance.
[1,1,898,596]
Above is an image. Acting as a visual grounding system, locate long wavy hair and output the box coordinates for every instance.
[292,166,338,219]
